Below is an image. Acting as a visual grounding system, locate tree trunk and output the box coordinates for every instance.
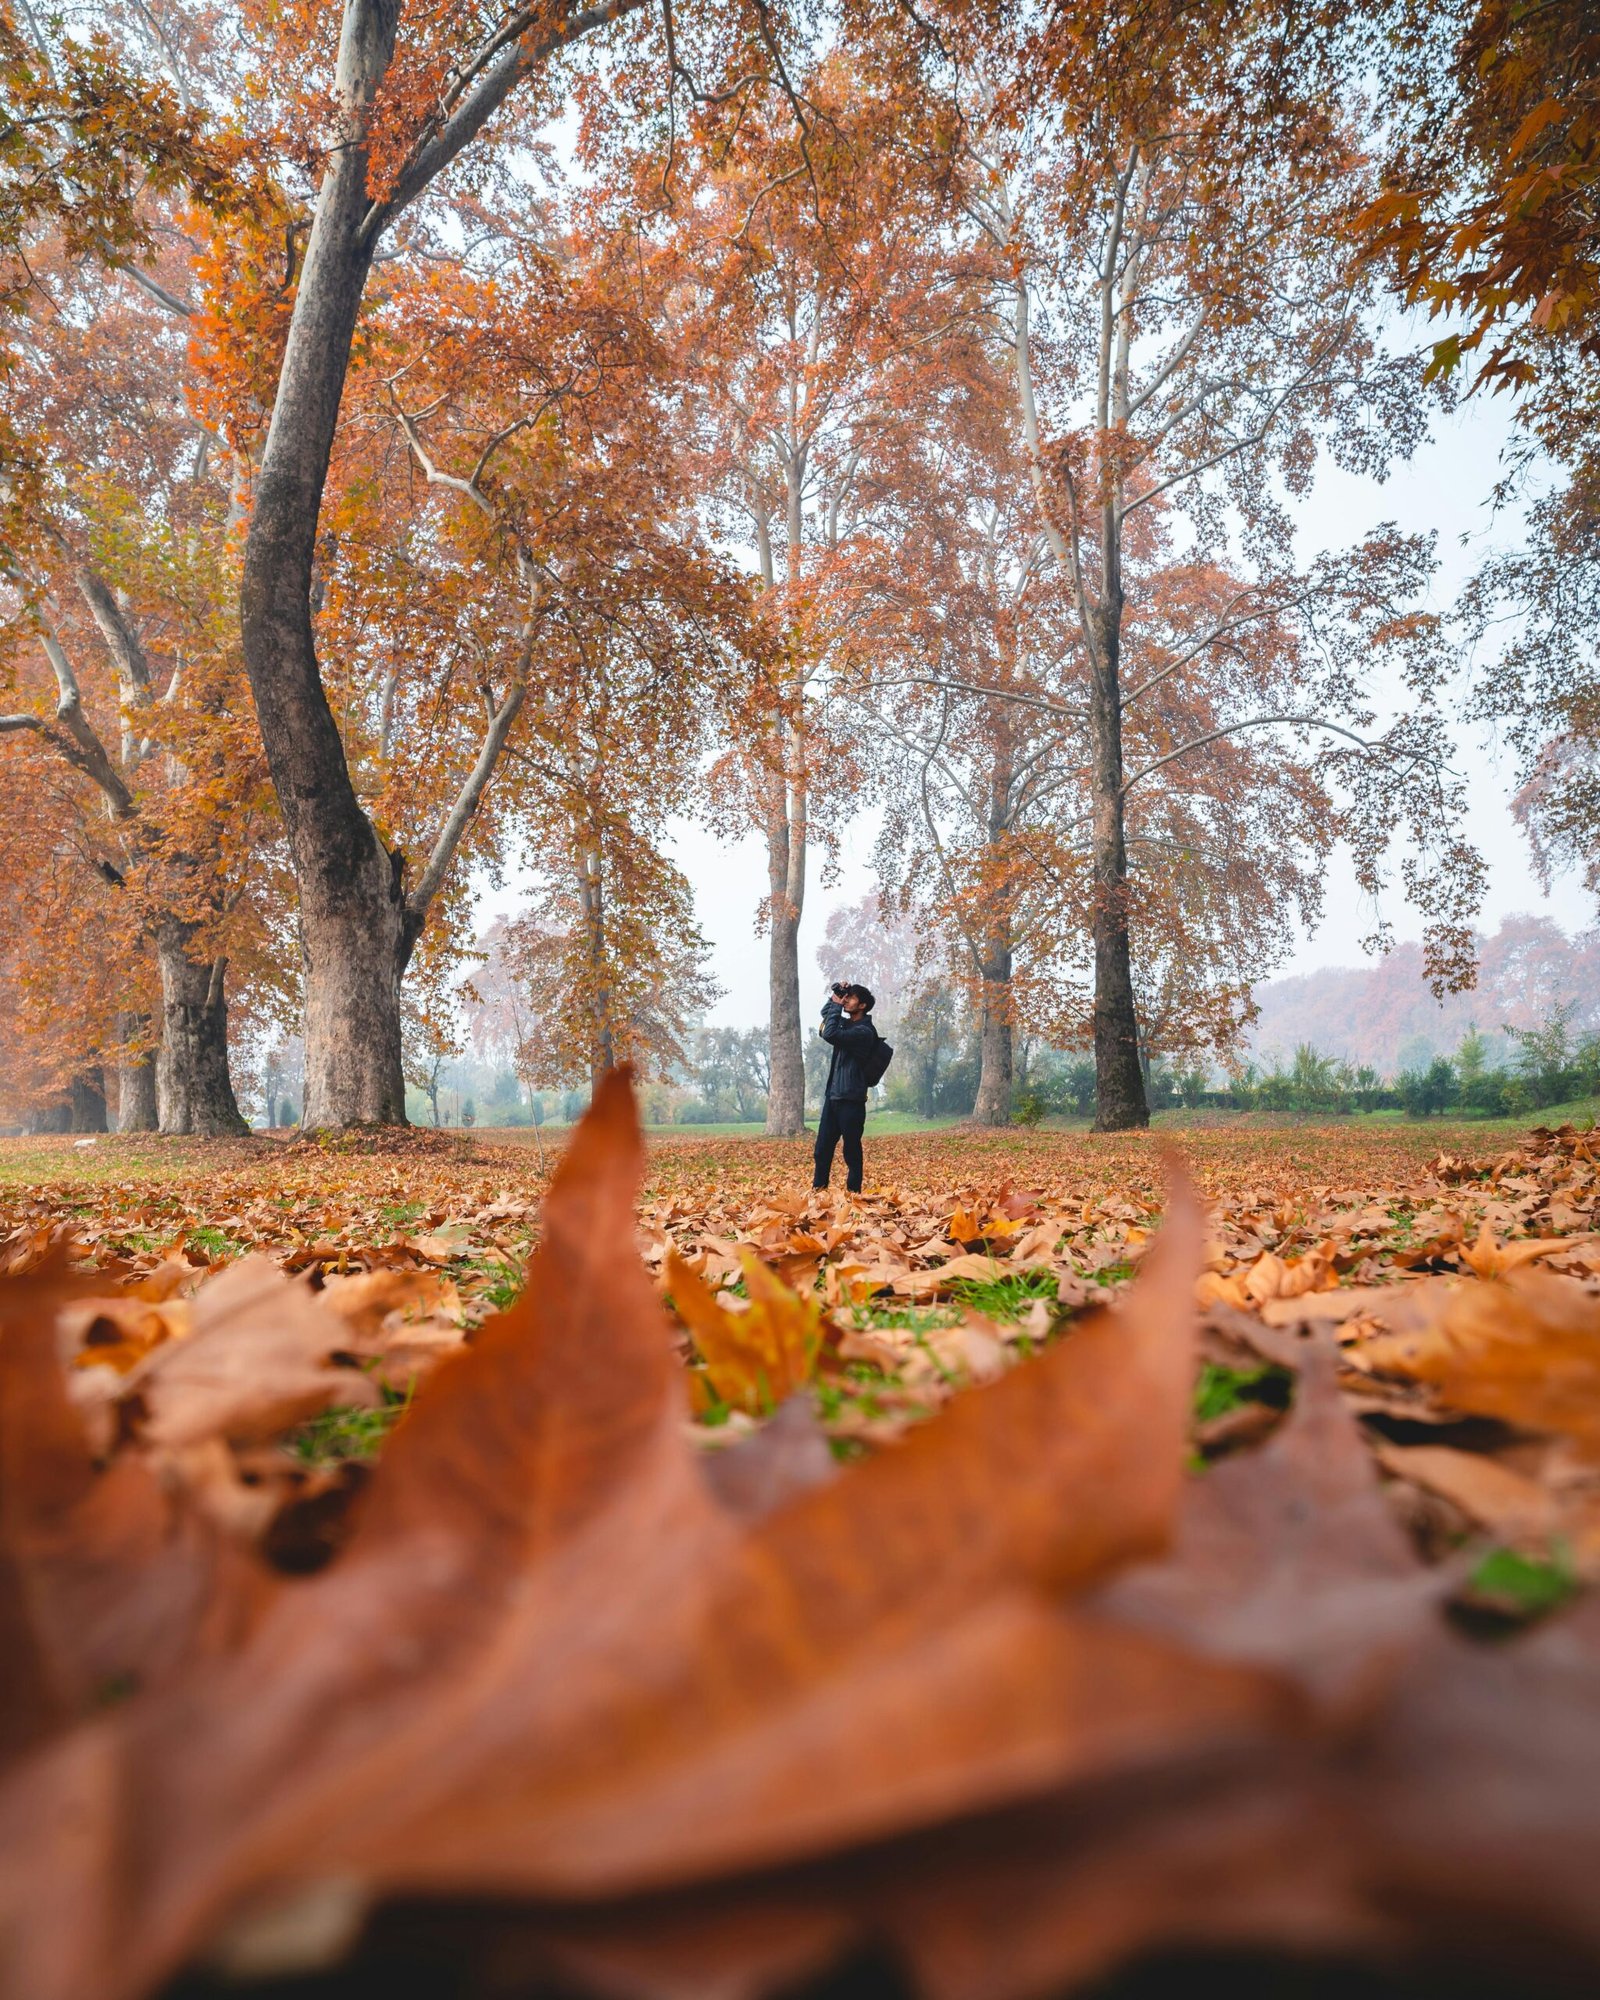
[116,1014,159,1132]
[764,747,807,1136]
[577,842,616,1097]
[1087,604,1149,1131]
[300,872,409,1127]
[70,1068,107,1133]
[28,1099,72,1134]
[971,735,1017,1129]
[971,954,1014,1127]
[156,928,248,1136]
[238,3,411,1129]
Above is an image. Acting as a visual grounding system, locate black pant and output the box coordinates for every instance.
[813,1096,866,1192]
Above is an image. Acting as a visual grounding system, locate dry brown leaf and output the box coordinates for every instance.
[0,1264,272,1768]
[891,1250,1010,1296]
[1371,1442,1556,1540]
[666,1248,822,1412]
[120,1256,379,1449]
[315,1267,460,1344]
[1097,1342,1441,1714]
[1355,1269,1600,1457]
[1258,1281,1413,1326]
[697,1395,837,1521]
[0,1076,1278,2000]
[1458,1221,1595,1279]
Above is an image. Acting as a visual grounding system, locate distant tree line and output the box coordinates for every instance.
[1130,1009,1600,1123]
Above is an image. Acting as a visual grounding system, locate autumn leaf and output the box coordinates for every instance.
[1354,1268,1600,1457]
[666,1246,823,1412]
[0,1071,1267,2000]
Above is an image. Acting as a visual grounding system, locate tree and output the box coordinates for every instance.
[223,0,836,1128]
[1362,4,1600,919]
[1361,0,1600,411]
[693,1026,769,1121]
[228,0,682,1127]
[849,187,1437,1126]
[660,57,955,1133]
[1397,1054,1458,1118]
[0,244,281,1135]
[0,15,277,1134]
[817,893,919,1021]
[498,838,719,1096]
[942,10,1482,1126]
[862,471,1086,1128]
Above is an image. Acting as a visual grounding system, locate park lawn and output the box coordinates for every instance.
[0,1106,1590,1289]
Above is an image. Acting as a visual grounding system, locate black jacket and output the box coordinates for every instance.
[819,998,881,1102]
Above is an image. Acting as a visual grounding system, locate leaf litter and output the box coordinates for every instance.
[0,1096,1599,1994]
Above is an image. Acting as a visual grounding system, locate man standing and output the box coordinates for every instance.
[814,981,879,1194]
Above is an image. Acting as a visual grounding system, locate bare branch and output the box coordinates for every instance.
[1121,712,1380,795]
[405,678,527,931]
[114,259,194,317]
[75,569,154,762]
[389,390,495,517]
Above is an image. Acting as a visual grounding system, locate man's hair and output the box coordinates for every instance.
[843,982,876,1014]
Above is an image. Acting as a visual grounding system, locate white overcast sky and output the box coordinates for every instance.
[478,390,1592,1032]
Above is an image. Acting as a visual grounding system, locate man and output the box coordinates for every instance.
[814,981,880,1194]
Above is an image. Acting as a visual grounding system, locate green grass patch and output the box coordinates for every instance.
[947,1267,1059,1321]
[288,1384,411,1469]
[187,1224,247,1261]
[849,1299,961,1333]
[463,1257,523,1310]
[1466,1544,1578,1621]
[1193,1360,1291,1425]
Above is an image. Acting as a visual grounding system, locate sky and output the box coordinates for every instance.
[477,389,1593,1034]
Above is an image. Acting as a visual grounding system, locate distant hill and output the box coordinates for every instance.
[1246,915,1600,1075]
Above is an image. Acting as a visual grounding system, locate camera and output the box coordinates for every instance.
[830,981,847,998]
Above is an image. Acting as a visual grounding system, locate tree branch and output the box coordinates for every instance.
[1121,712,1379,795]
[361,0,648,245]
[405,678,527,933]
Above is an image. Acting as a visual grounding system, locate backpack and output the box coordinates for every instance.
[863,1033,894,1088]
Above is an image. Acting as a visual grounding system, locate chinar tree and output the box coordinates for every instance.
[944,8,1483,1127]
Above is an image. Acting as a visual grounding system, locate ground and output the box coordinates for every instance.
[4,1104,1598,1555]
[6,1092,1600,1996]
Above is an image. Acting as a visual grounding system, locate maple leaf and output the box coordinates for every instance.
[1354,1267,1600,1458]
[666,1245,823,1412]
[0,1069,1258,2000]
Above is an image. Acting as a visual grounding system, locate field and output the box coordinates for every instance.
[6,1092,1600,1999]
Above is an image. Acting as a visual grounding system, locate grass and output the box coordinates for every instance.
[946,1267,1061,1321]
[187,1224,247,1261]
[3,1102,1591,1197]
[1465,1543,1578,1621]
[1193,1360,1291,1424]
[850,1299,962,1333]
[287,1384,412,1469]
[461,1256,524,1310]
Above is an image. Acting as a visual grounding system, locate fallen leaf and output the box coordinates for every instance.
[1371,1442,1556,1540]
[667,1248,822,1411]
[122,1257,380,1449]
[0,1079,1280,2000]
[1355,1269,1600,1457]
[1098,1341,1442,1714]
[1459,1222,1594,1279]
